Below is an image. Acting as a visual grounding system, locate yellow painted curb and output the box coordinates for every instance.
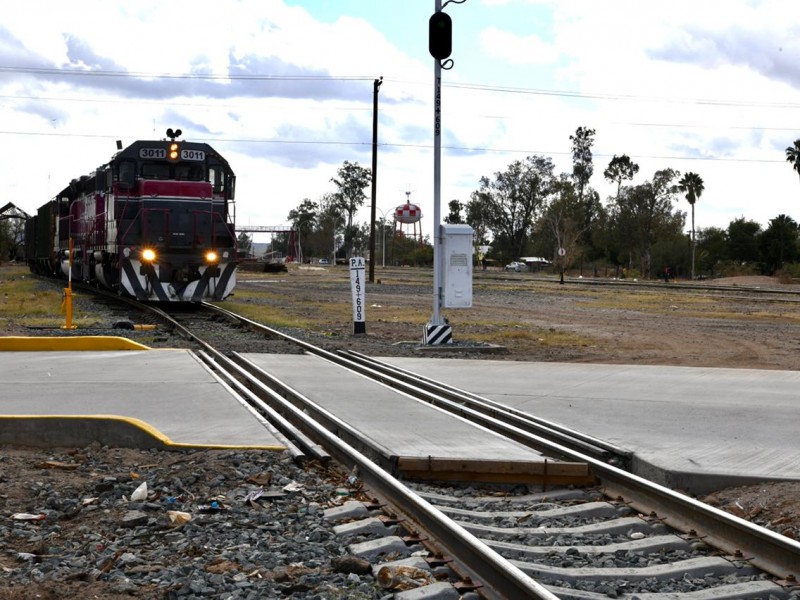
[0,415,287,451]
[0,336,151,351]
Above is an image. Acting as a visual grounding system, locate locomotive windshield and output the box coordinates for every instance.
[138,162,205,181]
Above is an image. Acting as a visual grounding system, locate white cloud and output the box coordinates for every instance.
[480,26,558,65]
[2,0,800,238]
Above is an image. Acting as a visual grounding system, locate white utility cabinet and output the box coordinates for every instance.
[441,224,473,308]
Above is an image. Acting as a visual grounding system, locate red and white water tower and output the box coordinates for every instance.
[394,192,424,245]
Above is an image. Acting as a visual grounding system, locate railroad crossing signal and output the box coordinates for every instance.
[428,11,452,60]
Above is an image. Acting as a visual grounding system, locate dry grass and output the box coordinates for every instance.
[469,326,591,348]
[0,264,106,330]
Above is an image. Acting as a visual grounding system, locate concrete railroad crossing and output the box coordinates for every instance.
[1,336,798,495]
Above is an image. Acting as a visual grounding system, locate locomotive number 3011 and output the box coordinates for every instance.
[137,148,206,161]
[139,148,167,159]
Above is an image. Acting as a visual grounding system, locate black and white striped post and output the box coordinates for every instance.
[349,256,366,335]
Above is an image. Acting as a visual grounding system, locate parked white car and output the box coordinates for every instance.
[504,261,527,272]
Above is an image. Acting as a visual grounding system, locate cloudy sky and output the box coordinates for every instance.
[3,0,800,242]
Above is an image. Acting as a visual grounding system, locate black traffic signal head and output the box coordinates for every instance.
[429,11,452,60]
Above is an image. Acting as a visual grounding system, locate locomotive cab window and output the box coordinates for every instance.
[175,164,205,181]
[209,166,225,194]
[209,166,235,199]
[141,163,170,180]
[118,160,136,190]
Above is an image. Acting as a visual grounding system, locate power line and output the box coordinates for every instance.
[441,81,800,110]
[3,92,797,134]
[4,64,799,110]
[0,65,373,81]
[0,129,789,164]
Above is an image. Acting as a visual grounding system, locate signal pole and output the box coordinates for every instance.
[424,0,458,345]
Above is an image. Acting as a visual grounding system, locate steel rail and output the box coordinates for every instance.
[124,300,330,463]
[139,302,556,597]
[203,301,800,582]
[201,303,619,466]
[195,350,329,463]
[339,348,632,467]
[485,271,800,299]
[221,357,559,600]
[334,353,800,581]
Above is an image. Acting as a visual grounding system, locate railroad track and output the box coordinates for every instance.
[66,289,800,598]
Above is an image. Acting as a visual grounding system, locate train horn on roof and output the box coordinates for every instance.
[166,128,183,141]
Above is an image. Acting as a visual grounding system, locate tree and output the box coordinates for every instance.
[727,217,762,264]
[695,226,728,277]
[465,195,492,245]
[785,139,800,185]
[444,199,464,224]
[677,172,705,279]
[759,214,798,274]
[318,192,346,262]
[539,175,584,278]
[236,232,253,257]
[608,168,683,278]
[330,161,372,257]
[474,155,555,260]
[287,198,319,263]
[603,155,639,201]
[570,126,596,206]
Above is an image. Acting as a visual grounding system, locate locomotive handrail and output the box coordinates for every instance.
[117,197,139,246]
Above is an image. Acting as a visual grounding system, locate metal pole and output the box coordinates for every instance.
[431,0,443,327]
[369,77,383,283]
[691,205,696,281]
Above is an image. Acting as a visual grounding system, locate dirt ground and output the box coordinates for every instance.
[233,266,800,371]
[2,263,800,590]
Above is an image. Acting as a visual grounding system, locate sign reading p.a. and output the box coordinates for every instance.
[349,257,366,334]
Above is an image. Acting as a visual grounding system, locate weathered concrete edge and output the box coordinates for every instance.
[0,415,286,451]
[0,336,151,351]
[632,455,800,496]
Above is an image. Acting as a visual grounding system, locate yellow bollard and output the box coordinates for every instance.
[61,285,77,330]
[61,238,77,330]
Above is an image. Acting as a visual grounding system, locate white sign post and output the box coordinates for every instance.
[349,256,366,334]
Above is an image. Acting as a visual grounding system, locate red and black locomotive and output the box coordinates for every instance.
[25,130,238,302]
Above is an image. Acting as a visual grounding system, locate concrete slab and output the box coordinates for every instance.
[0,350,286,450]
[380,358,800,492]
[240,354,547,466]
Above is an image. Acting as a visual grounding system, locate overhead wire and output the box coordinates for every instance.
[1,64,797,164]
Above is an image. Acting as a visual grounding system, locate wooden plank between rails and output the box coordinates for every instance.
[396,457,597,486]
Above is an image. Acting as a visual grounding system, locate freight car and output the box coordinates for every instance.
[25,130,237,302]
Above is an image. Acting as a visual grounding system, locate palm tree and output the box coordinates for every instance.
[678,172,705,280]
[786,140,800,183]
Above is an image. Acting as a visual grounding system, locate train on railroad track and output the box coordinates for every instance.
[24,129,238,302]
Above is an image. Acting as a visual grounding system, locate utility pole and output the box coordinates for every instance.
[368,76,383,284]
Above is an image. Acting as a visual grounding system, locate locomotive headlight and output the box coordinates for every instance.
[141,248,157,262]
[168,142,179,160]
[204,250,219,264]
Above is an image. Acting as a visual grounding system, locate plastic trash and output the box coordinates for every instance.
[11,513,45,521]
[167,511,192,524]
[130,482,148,502]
